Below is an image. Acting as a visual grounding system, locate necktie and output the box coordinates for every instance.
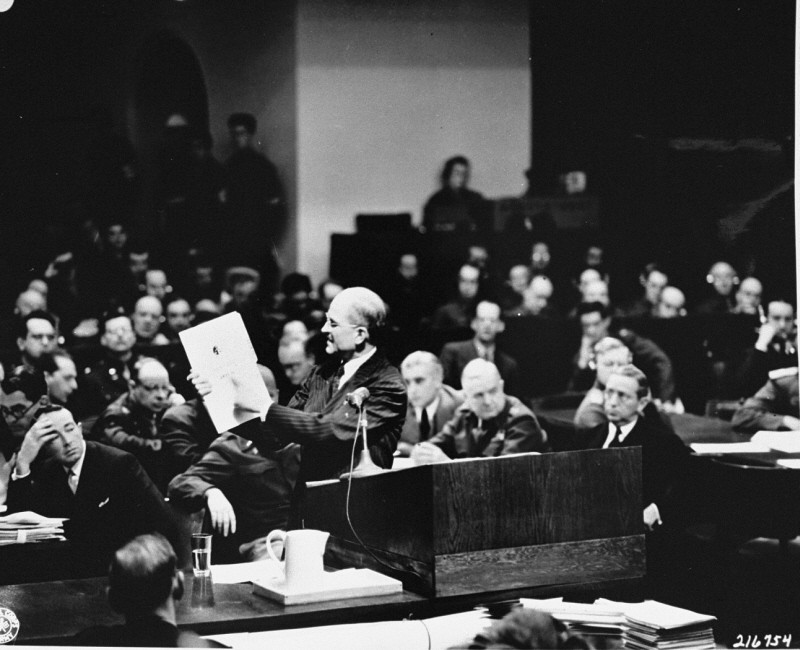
[609,425,623,448]
[419,408,431,441]
[67,469,78,495]
[330,364,345,398]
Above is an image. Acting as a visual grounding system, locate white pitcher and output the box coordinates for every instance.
[265,528,330,591]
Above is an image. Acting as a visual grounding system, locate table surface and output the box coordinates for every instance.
[539,409,800,467]
[0,571,641,644]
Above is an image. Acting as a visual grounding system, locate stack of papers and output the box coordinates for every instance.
[0,511,68,545]
[622,600,716,650]
[689,442,770,455]
[520,598,625,641]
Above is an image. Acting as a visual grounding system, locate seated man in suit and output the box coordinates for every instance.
[574,337,632,431]
[167,366,300,563]
[733,298,798,398]
[411,359,548,463]
[72,533,216,648]
[161,365,279,477]
[168,433,300,564]
[572,364,689,531]
[0,366,49,506]
[7,404,178,576]
[570,302,679,410]
[397,351,463,456]
[191,287,406,524]
[439,300,520,396]
[731,366,800,432]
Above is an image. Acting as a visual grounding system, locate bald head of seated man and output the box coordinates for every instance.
[411,358,548,464]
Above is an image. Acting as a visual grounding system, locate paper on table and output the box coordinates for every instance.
[751,430,800,454]
[777,459,800,469]
[0,511,68,526]
[211,560,284,584]
[623,599,716,630]
[179,312,272,433]
[690,442,771,455]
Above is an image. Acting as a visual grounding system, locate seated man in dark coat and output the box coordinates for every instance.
[168,434,300,564]
[411,359,549,463]
[397,351,463,456]
[191,287,406,524]
[733,299,798,398]
[7,405,177,577]
[732,366,800,433]
[570,302,679,410]
[72,533,216,647]
[572,364,689,531]
[439,300,520,396]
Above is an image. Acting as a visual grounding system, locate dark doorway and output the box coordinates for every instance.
[131,31,209,237]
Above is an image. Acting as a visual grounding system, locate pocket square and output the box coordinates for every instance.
[97,497,110,508]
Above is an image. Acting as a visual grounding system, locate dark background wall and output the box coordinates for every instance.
[529,0,795,304]
[0,0,795,306]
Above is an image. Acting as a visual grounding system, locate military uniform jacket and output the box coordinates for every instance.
[428,395,549,458]
[91,393,170,492]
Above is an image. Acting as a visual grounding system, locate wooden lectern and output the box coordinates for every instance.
[304,449,645,597]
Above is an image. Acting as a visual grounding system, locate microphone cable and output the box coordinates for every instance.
[343,404,426,583]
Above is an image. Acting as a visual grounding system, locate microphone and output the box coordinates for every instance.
[346,387,370,408]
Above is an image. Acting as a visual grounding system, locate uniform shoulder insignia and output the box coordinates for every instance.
[508,402,529,418]
[768,366,799,381]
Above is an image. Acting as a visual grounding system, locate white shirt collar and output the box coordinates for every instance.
[415,396,441,423]
[339,346,377,388]
[602,416,639,448]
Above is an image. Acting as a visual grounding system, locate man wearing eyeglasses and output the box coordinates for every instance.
[91,358,184,492]
[191,287,406,524]
[0,367,49,506]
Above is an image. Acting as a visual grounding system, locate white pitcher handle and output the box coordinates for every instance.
[265,529,287,563]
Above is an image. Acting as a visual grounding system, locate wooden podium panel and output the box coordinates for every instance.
[304,449,644,597]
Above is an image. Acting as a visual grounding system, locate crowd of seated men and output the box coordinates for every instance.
[0,150,796,603]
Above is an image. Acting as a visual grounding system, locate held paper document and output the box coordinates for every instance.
[179,312,272,433]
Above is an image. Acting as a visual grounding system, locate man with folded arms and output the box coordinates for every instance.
[7,404,177,576]
[411,359,548,463]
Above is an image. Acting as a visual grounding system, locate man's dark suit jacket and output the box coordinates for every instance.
[6,441,178,576]
[400,384,463,447]
[168,433,300,564]
[161,398,219,475]
[236,350,406,482]
[573,418,689,522]
[439,339,520,396]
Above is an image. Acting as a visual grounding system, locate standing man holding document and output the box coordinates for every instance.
[190,287,406,522]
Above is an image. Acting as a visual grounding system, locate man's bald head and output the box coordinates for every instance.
[523,276,554,315]
[16,289,47,317]
[655,286,686,318]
